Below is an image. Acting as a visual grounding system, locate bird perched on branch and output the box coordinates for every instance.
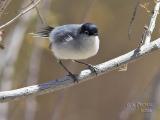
[34,23,100,82]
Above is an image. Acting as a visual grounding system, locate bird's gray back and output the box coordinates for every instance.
[49,24,81,43]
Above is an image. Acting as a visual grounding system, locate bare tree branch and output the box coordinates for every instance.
[0,0,12,18]
[0,0,41,30]
[0,38,160,102]
[30,0,46,24]
[143,0,160,45]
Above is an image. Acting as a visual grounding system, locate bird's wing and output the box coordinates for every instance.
[63,33,74,42]
[49,31,75,49]
[54,30,77,43]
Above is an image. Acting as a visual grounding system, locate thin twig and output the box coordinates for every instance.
[128,0,140,40]
[143,0,160,45]
[0,37,160,102]
[0,0,12,18]
[30,0,46,24]
[0,0,41,30]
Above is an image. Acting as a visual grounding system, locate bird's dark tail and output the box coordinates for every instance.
[37,26,54,37]
[35,26,54,37]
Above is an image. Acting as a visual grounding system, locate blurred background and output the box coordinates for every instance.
[0,0,160,120]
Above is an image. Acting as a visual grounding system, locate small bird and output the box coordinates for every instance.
[36,23,100,82]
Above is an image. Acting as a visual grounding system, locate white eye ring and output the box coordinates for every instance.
[85,31,89,34]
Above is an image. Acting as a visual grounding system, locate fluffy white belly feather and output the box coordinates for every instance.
[51,36,99,60]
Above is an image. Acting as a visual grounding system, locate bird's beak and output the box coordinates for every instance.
[93,33,98,36]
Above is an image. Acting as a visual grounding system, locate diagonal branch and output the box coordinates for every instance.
[0,38,160,102]
[143,0,160,45]
[0,0,41,30]
[30,0,46,24]
[0,0,12,18]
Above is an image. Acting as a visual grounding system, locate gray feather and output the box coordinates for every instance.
[37,26,54,37]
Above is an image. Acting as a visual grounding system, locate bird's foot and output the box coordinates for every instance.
[87,64,99,76]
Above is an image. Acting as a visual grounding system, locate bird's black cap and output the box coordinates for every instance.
[80,23,98,36]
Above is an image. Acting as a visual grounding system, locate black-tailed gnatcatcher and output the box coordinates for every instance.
[36,23,100,82]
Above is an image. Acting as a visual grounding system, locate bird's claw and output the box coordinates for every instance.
[87,64,99,76]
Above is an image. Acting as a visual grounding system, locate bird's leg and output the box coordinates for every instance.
[73,60,98,75]
[57,60,78,83]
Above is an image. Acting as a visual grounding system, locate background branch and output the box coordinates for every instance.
[30,0,46,25]
[0,0,41,30]
[0,0,12,18]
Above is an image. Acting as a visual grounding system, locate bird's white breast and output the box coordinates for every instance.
[50,36,99,60]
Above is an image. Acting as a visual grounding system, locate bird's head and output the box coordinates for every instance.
[80,23,98,36]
